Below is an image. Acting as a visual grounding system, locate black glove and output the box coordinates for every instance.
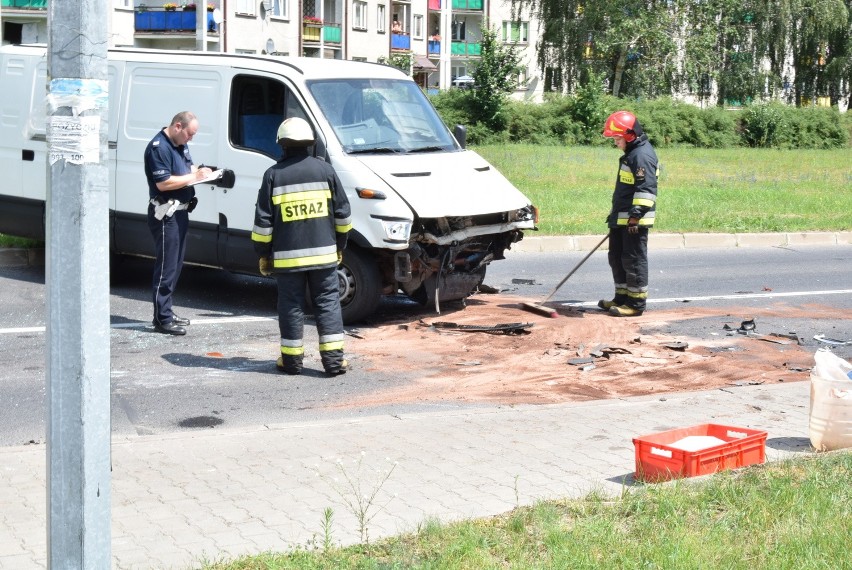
[187,197,198,213]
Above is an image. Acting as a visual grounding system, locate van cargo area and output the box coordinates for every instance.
[0,44,537,323]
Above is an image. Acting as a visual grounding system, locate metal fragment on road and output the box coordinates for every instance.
[813,334,852,346]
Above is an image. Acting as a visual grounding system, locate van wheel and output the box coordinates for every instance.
[337,247,381,324]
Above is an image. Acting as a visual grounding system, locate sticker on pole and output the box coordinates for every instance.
[47,116,100,165]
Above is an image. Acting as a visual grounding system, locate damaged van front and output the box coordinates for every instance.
[307,74,538,323]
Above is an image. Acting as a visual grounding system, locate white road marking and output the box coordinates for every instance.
[561,289,852,307]
[0,315,277,335]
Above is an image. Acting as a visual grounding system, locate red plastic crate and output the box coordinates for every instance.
[633,423,768,483]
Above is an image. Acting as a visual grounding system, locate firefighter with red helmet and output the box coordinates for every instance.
[251,117,352,375]
[599,110,659,317]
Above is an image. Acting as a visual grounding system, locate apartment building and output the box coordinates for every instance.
[0,0,544,100]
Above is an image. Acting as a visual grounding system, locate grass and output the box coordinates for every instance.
[1,147,849,246]
[474,146,852,235]
[201,451,852,569]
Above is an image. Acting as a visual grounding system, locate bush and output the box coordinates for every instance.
[430,87,849,150]
[740,102,786,147]
[782,106,849,149]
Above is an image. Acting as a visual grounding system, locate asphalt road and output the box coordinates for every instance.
[1,243,851,447]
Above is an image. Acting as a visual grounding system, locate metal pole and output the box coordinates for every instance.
[46,0,111,568]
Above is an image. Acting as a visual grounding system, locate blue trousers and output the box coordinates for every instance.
[148,207,189,325]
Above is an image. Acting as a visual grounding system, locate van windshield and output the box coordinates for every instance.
[308,79,459,154]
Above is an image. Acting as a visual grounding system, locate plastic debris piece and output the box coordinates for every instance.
[665,341,689,351]
[568,357,595,366]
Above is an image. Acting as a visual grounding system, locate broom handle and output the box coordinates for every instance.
[542,234,609,304]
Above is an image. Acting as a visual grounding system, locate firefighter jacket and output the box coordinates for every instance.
[251,149,352,272]
[606,133,659,229]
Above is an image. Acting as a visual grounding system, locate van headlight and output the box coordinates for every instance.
[381,220,412,241]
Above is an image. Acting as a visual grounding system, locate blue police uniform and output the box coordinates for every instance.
[143,128,196,328]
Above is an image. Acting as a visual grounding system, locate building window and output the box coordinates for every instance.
[353,1,368,30]
[235,0,256,15]
[501,21,529,43]
[413,14,424,39]
[377,4,386,33]
[271,0,288,18]
[114,0,132,8]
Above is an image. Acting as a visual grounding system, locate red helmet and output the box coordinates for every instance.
[603,110,639,142]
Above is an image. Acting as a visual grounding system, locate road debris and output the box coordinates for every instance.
[813,334,852,346]
[424,320,533,335]
[511,278,536,285]
[664,341,689,351]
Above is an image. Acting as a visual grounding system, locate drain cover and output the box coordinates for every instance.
[178,415,224,429]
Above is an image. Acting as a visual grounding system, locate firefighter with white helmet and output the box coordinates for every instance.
[599,110,659,317]
[251,117,352,375]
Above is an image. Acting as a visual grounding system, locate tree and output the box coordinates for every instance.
[470,24,523,130]
[518,0,679,98]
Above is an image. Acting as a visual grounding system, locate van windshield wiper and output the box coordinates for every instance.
[347,147,401,155]
[407,146,445,154]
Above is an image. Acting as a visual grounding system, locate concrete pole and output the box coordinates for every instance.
[196,4,208,51]
[45,0,111,568]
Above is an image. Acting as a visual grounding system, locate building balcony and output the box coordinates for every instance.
[323,23,341,44]
[451,40,480,56]
[452,0,482,10]
[427,0,440,9]
[391,32,410,50]
[428,40,440,55]
[135,9,218,33]
[1,0,47,8]
[302,23,321,41]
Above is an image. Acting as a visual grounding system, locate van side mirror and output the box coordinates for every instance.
[453,124,466,149]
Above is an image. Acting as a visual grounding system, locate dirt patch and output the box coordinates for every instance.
[344,294,834,408]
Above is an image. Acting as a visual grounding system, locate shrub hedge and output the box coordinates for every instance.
[429,90,852,149]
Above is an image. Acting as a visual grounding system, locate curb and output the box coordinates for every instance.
[511,231,852,253]
[1,232,851,267]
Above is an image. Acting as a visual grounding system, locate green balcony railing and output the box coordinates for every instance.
[1,0,48,8]
[451,41,480,56]
[451,0,482,10]
[323,23,341,43]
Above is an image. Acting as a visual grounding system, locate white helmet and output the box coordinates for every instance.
[276,117,314,146]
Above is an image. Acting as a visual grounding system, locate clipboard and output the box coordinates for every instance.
[188,169,224,186]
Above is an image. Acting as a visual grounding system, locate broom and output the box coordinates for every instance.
[520,234,609,318]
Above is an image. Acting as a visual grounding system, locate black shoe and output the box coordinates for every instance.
[153,321,187,335]
[172,314,190,326]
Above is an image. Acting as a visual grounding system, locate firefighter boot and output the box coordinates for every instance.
[276,355,303,375]
[321,349,348,376]
[608,304,644,317]
[598,290,628,311]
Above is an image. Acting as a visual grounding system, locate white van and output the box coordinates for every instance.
[0,44,538,323]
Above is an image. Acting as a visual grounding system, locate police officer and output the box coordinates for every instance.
[251,117,352,375]
[144,111,212,335]
[599,110,659,317]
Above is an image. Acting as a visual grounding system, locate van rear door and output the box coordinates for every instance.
[113,62,223,265]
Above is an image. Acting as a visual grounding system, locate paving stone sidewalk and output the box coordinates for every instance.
[0,381,813,570]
